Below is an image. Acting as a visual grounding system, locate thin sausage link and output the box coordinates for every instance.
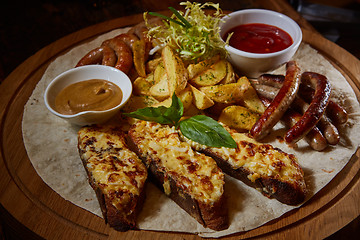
[284,72,331,144]
[298,84,348,125]
[250,61,301,140]
[260,95,328,151]
[291,97,340,145]
[253,75,348,125]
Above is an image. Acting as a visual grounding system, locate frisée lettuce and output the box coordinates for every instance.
[145,1,229,62]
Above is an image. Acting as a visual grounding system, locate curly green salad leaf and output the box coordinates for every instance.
[145,1,229,62]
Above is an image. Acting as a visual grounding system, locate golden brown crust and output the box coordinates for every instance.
[202,148,306,205]
[78,125,148,231]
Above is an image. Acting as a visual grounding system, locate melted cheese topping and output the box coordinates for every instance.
[130,120,224,203]
[78,125,147,213]
[181,126,303,184]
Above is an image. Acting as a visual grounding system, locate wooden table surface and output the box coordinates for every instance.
[1,0,360,239]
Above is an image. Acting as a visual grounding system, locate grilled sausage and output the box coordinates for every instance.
[114,33,139,50]
[254,74,348,125]
[102,38,133,74]
[75,45,117,67]
[284,72,331,144]
[298,84,348,125]
[260,96,328,151]
[250,61,301,140]
[291,97,340,145]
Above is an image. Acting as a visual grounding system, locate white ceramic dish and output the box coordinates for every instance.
[44,65,132,126]
[220,9,302,78]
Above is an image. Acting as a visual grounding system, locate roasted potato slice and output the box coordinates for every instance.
[189,84,214,110]
[190,59,227,87]
[153,60,166,85]
[237,76,266,114]
[219,61,236,85]
[162,45,188,94]
[133,39,147,77]
[146,57,162,73]
[199,82,248,104]
[178,85,194,111]
[152,85,193,112]
[219,105,260,131]
[183,103,204,117]
[149,73,170,101]
[187,55,221,79]
[122,95,159,113]
[133,77,152,95]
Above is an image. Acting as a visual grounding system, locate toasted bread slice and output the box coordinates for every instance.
[180,125,307,205]
[78,125,147,231]
[128,120,228,231]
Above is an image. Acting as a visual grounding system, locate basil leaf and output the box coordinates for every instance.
[179,115,237,148]
[124,93,183,125]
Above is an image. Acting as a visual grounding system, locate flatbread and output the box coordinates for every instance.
[22,28,360,238]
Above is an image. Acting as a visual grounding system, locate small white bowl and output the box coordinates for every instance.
[220,9,302,78]
[44,65,132,126]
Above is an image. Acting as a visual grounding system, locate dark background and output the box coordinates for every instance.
[1,0,360,239]
[0,0,359,82]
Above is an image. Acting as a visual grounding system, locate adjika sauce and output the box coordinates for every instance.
[223,23,293,54]
[55,79,122,115]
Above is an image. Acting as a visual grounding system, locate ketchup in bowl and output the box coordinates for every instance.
[223,23,293,54]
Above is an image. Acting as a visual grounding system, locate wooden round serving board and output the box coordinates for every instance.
[1,11,360,240]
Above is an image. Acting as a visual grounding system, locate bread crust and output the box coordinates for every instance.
[201,148,306,205]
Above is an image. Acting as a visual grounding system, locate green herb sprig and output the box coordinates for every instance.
[124,93,237,148]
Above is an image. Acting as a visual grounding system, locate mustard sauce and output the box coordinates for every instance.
[55,79,122,115]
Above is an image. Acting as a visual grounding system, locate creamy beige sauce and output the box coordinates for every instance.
[55,79,122,115]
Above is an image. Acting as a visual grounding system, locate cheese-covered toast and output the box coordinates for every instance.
[180,125,307,205]
[128,120,228,231]
[78,125,147,231]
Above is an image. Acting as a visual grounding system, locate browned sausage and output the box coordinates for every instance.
[258,74,285,88]
[250,61,301,140]
[325,100,348,125]
[254,83,339,146]
[254,74,348,125]
[114,33,139,50]
[75,45,116,67]
[291,97,340,145]
[284,72,331,144]
[259,93,328,151]
[298,84,348,125]
[102,38,133,74]
[283,109,328,151]
[251,84,279,100]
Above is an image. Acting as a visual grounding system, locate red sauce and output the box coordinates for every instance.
[223,23,293,54]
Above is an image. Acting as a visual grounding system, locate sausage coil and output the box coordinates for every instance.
[75,46,116,67]
[101,38,133,74]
